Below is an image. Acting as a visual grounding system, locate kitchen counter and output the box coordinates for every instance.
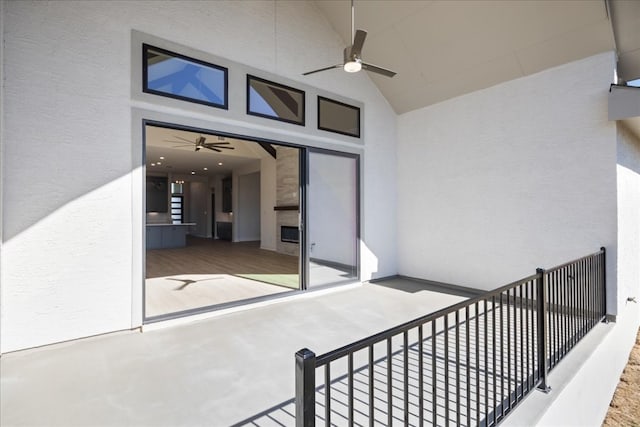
[146,223,195,249]
[146,222,196,227]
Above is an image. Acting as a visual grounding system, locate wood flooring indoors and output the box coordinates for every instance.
[145,237,299,318]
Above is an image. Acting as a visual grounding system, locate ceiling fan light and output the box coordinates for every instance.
[344,61,362,73]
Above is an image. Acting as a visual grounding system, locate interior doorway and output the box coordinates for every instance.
[144,123,301,320]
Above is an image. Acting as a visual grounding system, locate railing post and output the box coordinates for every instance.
[296,348,316,427]
[601,246,608,322]
[536,268,551,393]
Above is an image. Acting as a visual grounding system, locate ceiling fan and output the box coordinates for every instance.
[166,135,235,153]
[303,0,396,78]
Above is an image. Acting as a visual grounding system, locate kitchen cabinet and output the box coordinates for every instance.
[222,176,232,213]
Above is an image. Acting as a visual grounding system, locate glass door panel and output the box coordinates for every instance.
[307,151,358,287]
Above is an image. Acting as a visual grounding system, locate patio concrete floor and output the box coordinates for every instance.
[0,278,476,427]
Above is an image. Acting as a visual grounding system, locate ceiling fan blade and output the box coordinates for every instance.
[351,29,367,57]
[302,64,343,76]
[208,142,231,145]
[210,145,234,150]
[361,62,397,78]
[172,136,196,144]
[204,146,221,152]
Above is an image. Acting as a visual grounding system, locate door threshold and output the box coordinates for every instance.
[142,281,362,332]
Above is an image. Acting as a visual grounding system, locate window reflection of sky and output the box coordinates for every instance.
[147,56,225,105]
[249,86,278,117]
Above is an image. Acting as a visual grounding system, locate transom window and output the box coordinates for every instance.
[143,44,228,109]
[317,96,361,138]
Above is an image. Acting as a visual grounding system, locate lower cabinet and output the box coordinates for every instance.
[216,222,232,241]
[146,226,188,249]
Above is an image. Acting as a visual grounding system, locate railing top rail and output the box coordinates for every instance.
[315,272,540,366]
[544,248,604,274]
[314,248,605,366]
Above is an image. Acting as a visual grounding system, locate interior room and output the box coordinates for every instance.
[144,124,302,319]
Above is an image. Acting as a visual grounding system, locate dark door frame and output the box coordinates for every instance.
[142,118,361,323]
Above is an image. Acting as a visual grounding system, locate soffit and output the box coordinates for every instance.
[312,0,640,114]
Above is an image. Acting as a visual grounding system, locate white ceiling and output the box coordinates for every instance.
[145,126,269,178]
[311,0,640,114]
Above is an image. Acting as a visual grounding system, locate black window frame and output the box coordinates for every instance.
[317,96,361,138]
[142,43,229,110]
[246,74,306,126]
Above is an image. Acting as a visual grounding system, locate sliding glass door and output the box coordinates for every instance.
[306,150,359,288]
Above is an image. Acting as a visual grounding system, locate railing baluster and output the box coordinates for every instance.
[590,255,595,324]
[571,262,577,349]
[519,284,524,400]
[475,302,480,426]
[484,300,489,425]
[418,326,424,427]
[552,270,558,367]
[432,321,438,427]
[561,266,567,360]
[466,306,471,426]
[492,295,497,425]
[524,282,531,392]
[507,288,512,412]
[387,337,393,426]
[580,258,586,339]
[444,314,450,426]
[403,331,409,426]
[325,363,331,426]
[456,310,461,426]
[500,292,505,420]
[369,344,374,427]
[348,353,354,426]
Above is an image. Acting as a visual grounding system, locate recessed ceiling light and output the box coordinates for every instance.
[203,167,208,171]
[159,156,165,160]
[191,171,195,175]
[157,162,162,165]
[218,162,223,166]
[151,163,156,166]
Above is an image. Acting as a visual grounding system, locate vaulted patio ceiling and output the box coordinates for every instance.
[312,0,640,114]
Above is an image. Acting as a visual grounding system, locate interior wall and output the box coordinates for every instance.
[260,156,277,251]
[236,172,261,242]
[188,180,209,237]
[0,0,397,352]
[397,52,618,311]
[616,123,640,313]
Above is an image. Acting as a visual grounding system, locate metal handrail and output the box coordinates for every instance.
[316,272,541,366]
[296,248,607,427]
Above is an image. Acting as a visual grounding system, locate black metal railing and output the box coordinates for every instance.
[295,248,607,426]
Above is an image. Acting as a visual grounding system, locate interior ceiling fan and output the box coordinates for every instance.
[303,0,396,78]
[166,135,235,153]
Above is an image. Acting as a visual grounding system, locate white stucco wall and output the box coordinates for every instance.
[397,53,618,311]
[0,0,398,352]
[616,124,640,311]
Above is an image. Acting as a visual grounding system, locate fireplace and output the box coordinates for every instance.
[281,226,299,243]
